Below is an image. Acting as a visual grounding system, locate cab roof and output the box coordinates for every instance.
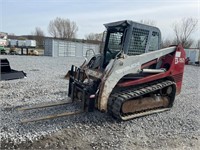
[104,20,161,34]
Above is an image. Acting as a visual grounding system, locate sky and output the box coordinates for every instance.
[0,0,199,41]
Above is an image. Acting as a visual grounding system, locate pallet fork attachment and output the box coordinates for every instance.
[18,101,73,111]
[19,100,85,123]
[19,67,96,123]
[21,110,83,123]
[19,66,96,123]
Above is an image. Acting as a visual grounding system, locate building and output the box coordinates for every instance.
[184,48,200,64]
[44,38,100,57]
[0,32,8,46]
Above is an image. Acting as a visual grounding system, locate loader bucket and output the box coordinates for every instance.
[0,58,26,80]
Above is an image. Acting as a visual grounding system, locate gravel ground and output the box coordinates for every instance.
[0,55,200,150]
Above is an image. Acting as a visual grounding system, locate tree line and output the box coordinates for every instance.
[31,17,199,49]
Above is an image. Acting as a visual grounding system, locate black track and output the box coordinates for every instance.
[108,80,176,120]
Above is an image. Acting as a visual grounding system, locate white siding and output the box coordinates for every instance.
[17,40,26,47]
[67,42,76,56]
[44,38,100,57]
[184,48,200,63]
[10,40,18,46]
[82,44,99,57]
[25,40,36,47]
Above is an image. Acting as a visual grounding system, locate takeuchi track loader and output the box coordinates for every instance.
[20,20,185,122]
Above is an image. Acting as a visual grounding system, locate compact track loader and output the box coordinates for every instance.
[20,20,185,122]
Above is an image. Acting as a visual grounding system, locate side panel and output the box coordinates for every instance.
[171,46,185,94]
[117,45,185,94]
[98,46,177,112]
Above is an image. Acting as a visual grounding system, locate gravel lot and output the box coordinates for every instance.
[0,55,200,150]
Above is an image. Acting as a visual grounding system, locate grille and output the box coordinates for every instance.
[128,28,149,55]
[108,32,123,50]
[149,31,159,51]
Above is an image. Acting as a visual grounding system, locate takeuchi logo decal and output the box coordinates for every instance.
[175,58,185,64]
[175,51,184,64]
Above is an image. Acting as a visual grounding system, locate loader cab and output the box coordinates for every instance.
[103,20,161,68]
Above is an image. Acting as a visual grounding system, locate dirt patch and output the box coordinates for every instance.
[1,129,200,150]
[1,128,92,150]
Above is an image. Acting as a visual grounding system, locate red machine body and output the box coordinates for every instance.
[117,45,185,95]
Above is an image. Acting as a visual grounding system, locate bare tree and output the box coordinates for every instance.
[140,19,156,26]
[172,18,198,48]
[85,33,103,41]
[161,38,174,48]
[48,17,78,39]
[33,27,45,36]
[32,27,45,48]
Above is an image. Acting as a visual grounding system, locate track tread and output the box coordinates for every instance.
[108,80,175,120]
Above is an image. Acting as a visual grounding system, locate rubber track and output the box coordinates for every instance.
[108,80,175,120]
